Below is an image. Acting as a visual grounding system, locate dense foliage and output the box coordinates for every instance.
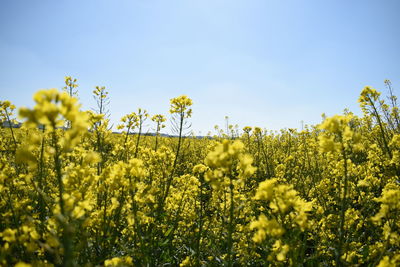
[0,79,399,266]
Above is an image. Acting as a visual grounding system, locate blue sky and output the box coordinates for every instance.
[1,0,399,135]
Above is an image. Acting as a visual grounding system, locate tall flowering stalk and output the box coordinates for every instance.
[318,114,363,266]
[204,139,256,266]
[117,112,138,161]
[134,108,149,158]
[161,95,192,205]
[151,114,166,151]
[0,101,18,150]
[18,89,90,266]
[92,86,111,175]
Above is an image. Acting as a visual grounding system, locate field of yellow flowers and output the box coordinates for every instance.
[1,79,399,266]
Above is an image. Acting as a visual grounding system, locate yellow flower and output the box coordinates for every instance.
[180,256,192,267]
[250,214,285,242]
[272,240,289,261]
[1,228,17,242]
[104,256,133,267]
[169,95,193,118]
[377,255,400,267]
[254,178,277,201]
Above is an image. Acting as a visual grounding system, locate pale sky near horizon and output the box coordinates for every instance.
[1,0,399,135]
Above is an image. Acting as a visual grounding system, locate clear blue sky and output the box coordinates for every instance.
[1,0,399,135]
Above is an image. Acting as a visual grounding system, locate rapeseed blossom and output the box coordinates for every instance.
[1,82,399,266]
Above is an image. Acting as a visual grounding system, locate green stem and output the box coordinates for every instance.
[161,114,184,207]
[154,123,160,152]
[134,122,142,158]
[227,177,234,267]
[52,129,73,267]
[336,139,348,267]
[367,96,392,158]
[4,108,17,150]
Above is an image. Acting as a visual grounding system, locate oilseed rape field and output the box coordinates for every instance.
[1,79,400,266]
